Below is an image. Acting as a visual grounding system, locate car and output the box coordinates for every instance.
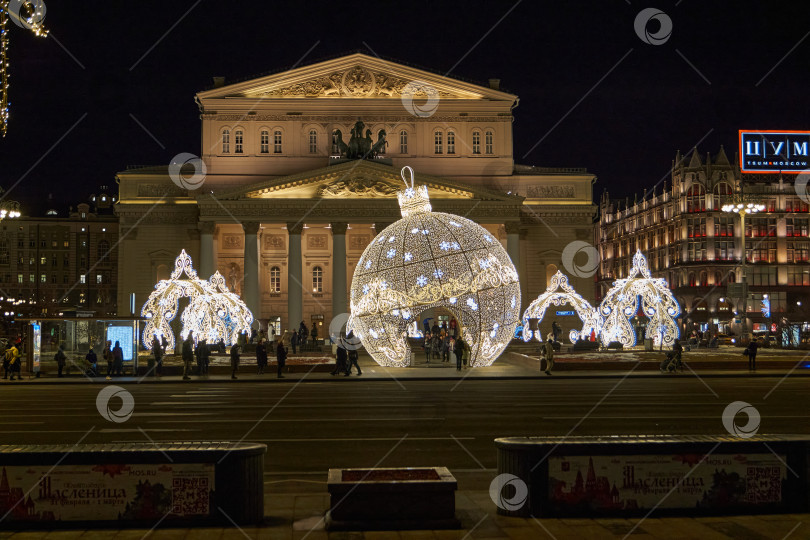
[715,333,735,346]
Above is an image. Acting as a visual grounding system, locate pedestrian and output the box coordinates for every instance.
[424,332,432,363]
[275,339,287,378]
[552,321,562,343]
[462,337,470,368]
[256,338,268,375]
[451,337,461,371]
[230,343,241,379]
[291,331,298,354]
[55,344,67,378]
[194,339,204,375]
[217,338,225,354]
[299,321,308,350]
[182,335,194,380]
[431,322,440,336]
[747,338,759,371]
[268,324,276,344]
[5,343,20,381]
[103,340,113,378]
[85,348,98,376]
[199,339,210,376]
[332,342,347,376]
[432,333,441,360]
[345,335,362,376]
[310,324,318,346]
[544,338,555,375]
[152,337,163,376]
[442,333,451,363]
[112,341,124,376]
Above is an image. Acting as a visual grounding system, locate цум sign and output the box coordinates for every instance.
[739,130,810,173]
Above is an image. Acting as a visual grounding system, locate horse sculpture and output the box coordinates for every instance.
[371,129,388,157]
[333,129,349,156]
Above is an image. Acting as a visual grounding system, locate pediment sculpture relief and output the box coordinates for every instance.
[317,176,400,198]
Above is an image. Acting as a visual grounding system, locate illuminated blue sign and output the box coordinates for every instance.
[739,130,810,173]
[107,326,134,361]
[556,311,576,316]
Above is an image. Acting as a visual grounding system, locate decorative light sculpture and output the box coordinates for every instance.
[348,166,521,367]
[521,271,602,344]
[599,250,680,347]
[141,250,253,350]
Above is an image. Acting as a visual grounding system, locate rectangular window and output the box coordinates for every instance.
[17,274,22,284]
[63,274,69,284]
[399,131,408,154]
[40,256,46,265]
[260,131,269,154]
[687,218,706,238]
[714,217,734,237]
[40,274,46,283]
[270,267,281,293]
[51,274,56,284]
[274,131,282,153]
[447,131,455,154]
[787,242,810,263]
[222,130,230,153]
[80,274,86,284]
[747,241,777,263]
[750,267,777,287]
[472,132,481,154]
[29,274,34,283]
[687,241,707,262]
[746,217,777,238]
[434,131,443,154]
[485,131,493,154]
[63,240,69,248]
[234,130,243,154]
[788,267,810,286]
[309,130,318,153]
[715,241,734,261]
[96,274,103,284]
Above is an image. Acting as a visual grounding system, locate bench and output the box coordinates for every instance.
[495,435,808,518]
[0,442,265,527]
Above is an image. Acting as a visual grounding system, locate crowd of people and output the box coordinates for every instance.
[421,318,470,371]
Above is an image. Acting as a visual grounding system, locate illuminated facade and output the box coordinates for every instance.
[598,147,808,336]
[115,53,597,350]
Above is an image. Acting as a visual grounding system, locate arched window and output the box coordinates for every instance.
[234,130,244,153]
[712,182,732,210]
[546,263,558,287]
[688,272,696,287]
[260,130,269,153]
[309,129,318,154]
[485,130,494,154]
[269,266,281,293]
[97,239,110,261]
[700,271,708,286]
[715,271,724,286]
[312,266,323,293]
[156,264,169,281]
[686,184,705,212]
[221,129,230,153]
[399,130,408,154]
[332,130,340,154]
[274,130,283,153]
[472,130,481,154]
[434,131,443,154]
[447,131,455,154]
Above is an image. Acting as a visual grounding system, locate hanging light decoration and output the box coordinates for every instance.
[347,166,521,368]
[1,0,49,137]
[141,250,253,350]
[599,250,680,347]
[521,270,602,344]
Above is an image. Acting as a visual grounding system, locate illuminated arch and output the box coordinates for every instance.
[141,250,253,350]
[521,271,602,344]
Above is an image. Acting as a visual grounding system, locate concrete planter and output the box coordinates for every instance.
[325,467,459,530]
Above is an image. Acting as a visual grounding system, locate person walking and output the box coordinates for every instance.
[442,333,451,363]
[103,340,113,378]
[544,338,555,375]
[332,342,347,376]
[256,338,268,375]
[55,344,67,378]
[275,339,287,378]
[310,324,318,347]
[747,338,759,371]
[194,339,205,375]
[182,336,194,380]
[199,339,210,376]
[5,343,20,381]
[346,346,362,376]
[230,343,241,379]
[112,341,124,376]
[291,331,298,354]
[452,337,462,371]
[424,332,432,364]
[299,321,308,350]
[461,337,470,368]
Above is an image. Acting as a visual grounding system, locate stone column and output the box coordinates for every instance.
[331,223,348,319]
[199,222,216,278]
[505,221,521,269]
[242,222,261,317]
[287,222,304,331]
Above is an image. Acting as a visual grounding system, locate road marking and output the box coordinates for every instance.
[144,417,446,423]
[99,428,197,433]
[150,401,228,405]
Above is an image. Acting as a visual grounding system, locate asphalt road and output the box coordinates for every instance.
[1,376,807,478]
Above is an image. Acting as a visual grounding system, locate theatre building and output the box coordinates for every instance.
[115,53,596,336]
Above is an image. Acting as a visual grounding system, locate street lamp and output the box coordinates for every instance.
[722,201,765,336]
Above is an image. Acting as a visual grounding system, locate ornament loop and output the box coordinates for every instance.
[400,166,415,189]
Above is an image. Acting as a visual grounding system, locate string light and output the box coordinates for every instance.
[521,271,602,344]
[1,1,48,137]
[348,166,521,368]
[141,250,253,350]
[599,250,680,347]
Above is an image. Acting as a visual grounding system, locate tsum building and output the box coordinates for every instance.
[598,146,809,341]
[115,53,597,337]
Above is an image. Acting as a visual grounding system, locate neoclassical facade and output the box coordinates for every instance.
[115,53,597,336]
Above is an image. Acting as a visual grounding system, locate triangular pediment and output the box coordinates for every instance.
[197,53,516,102]
[211,160,522,203]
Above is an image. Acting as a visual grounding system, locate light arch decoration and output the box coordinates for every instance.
[521,271,602,344]
[141,250,253,350]
[347,166,521,368]
[599,250,681,348]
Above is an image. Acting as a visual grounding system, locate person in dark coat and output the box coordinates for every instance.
[194,339,205,375]
[442,334,451,363]
[256,338,268,375]
[275,339,287,378]
[182,336,194,380]
[332,343,347,376]
[103,340,113,378]
[747,339,759,371]
[291,331,298,354]
[112,341,124,376]
[345,333,362,376]
[85,348,98,376]
[299,321,308,349]
[55,344,67,377]
[230,344,240,379]
[423,332,432,363]
[199,339,210,376]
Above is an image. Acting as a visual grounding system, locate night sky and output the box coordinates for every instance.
[0,0,808,214]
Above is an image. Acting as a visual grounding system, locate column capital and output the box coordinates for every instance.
[331,222,348,235]
[286,222,304,235]
[504,221,522,235]
[199,221,217,234]
[242,222,261,235]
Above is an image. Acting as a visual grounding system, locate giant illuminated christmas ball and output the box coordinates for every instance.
[347,167,521,368]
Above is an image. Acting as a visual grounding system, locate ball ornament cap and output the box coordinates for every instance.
[348,166,521,368]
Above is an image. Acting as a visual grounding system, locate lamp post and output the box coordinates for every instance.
[722,201,765,336]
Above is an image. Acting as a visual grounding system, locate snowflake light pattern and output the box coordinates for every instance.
[141,250,253,350]
[347,166,521,368]
[521,271,602,344]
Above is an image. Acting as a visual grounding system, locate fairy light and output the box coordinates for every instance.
[347,166,521,368]
[599,249,680,347]
[141,249,253,350]
[1,0,49,137]
[521,270,602,344]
